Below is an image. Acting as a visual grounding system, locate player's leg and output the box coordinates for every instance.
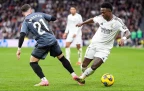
[81,58,93,73]
[57,53,85,85]
[74,57,102,85]
[74,35,82,65]
[50,42,85,85]
[50,42,76,77]
[80,57,103,79]
[71,57,93,85]
[80,49,110,80]
[57,53,77,77]
[80,46,95,72]
[65,42,72,62]
[76,44,82,65]
[65,35,73,62]
[30,47,49,86]
[70,46,95,85]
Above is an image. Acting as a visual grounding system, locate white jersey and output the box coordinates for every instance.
[65,13,83,36]
[91,15,129,49]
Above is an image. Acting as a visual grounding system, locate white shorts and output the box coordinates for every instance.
[66,34,82,44]
[84,46,110,62]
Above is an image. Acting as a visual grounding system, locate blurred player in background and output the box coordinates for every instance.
[63,7,83,65]
[76,2,131,84]
[16,4,84,86]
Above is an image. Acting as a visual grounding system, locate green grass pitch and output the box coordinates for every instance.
[0,47,144,91]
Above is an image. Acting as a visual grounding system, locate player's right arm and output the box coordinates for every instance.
[16,21,28,60]
[76,16,100,27]
[76,18,94,27]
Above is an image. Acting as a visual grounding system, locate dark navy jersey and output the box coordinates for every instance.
[21,12,57,47]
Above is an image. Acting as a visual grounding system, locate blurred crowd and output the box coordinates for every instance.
[0,0,144,46]
[0,0,38,39]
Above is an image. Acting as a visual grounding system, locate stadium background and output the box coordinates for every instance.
[0,0,144,47]
[0,0,144,91]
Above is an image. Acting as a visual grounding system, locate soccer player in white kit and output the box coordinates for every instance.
[75,2,131,85]
[63,7,83,65]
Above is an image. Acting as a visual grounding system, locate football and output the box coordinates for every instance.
[101,73,114,87]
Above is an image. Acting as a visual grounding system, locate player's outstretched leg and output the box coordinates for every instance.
[81,58,93,73]
[57,54,85,85]
[76,44,82,65]
[30,56,49,86]
[79,57,103,84]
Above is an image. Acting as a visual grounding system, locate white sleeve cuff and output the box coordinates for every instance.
[122,37,127,40]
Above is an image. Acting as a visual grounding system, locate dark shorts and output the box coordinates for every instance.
[31,42,62,60]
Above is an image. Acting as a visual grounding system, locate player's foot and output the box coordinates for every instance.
[73,76,85,85]
[34,80,49,86]
[76,61,81,65]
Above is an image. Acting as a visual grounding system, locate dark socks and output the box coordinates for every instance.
[30,62,45,79]
[59,56,74,74]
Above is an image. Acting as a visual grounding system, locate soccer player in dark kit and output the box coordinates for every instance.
[16,4,84,86]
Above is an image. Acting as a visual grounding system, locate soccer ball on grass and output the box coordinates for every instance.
[101,73,114,87]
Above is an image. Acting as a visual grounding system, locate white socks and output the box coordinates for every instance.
[78,48,82,62]
[81,65,87,73]
[71,72,77,77]
[41,77,48,81]
[80,67,94,79]
[66,47,70,62]
[66,47,82,63]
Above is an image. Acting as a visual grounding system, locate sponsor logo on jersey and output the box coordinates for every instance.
[101,27,112,34]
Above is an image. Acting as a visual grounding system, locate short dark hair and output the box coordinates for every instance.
[70,6,77,10]
[21,4,31,12]
[101,2,113,11]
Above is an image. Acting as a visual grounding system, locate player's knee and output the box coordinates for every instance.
[91,65,97,70]
[65,45,69,48]
[58,55,67,63]
[91,59,103,70]
[65,42,71,48]
[76,44,81,49]
[65,44,70,48]
[30,55,39,62]
[82,63,87,68]
[57,53,64,59]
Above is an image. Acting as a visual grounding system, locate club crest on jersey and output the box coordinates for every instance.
[101,27,112,34]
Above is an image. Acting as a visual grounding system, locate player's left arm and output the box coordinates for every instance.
[73,15,83,38]
[16,21,27,60]
[119,25,131,46]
